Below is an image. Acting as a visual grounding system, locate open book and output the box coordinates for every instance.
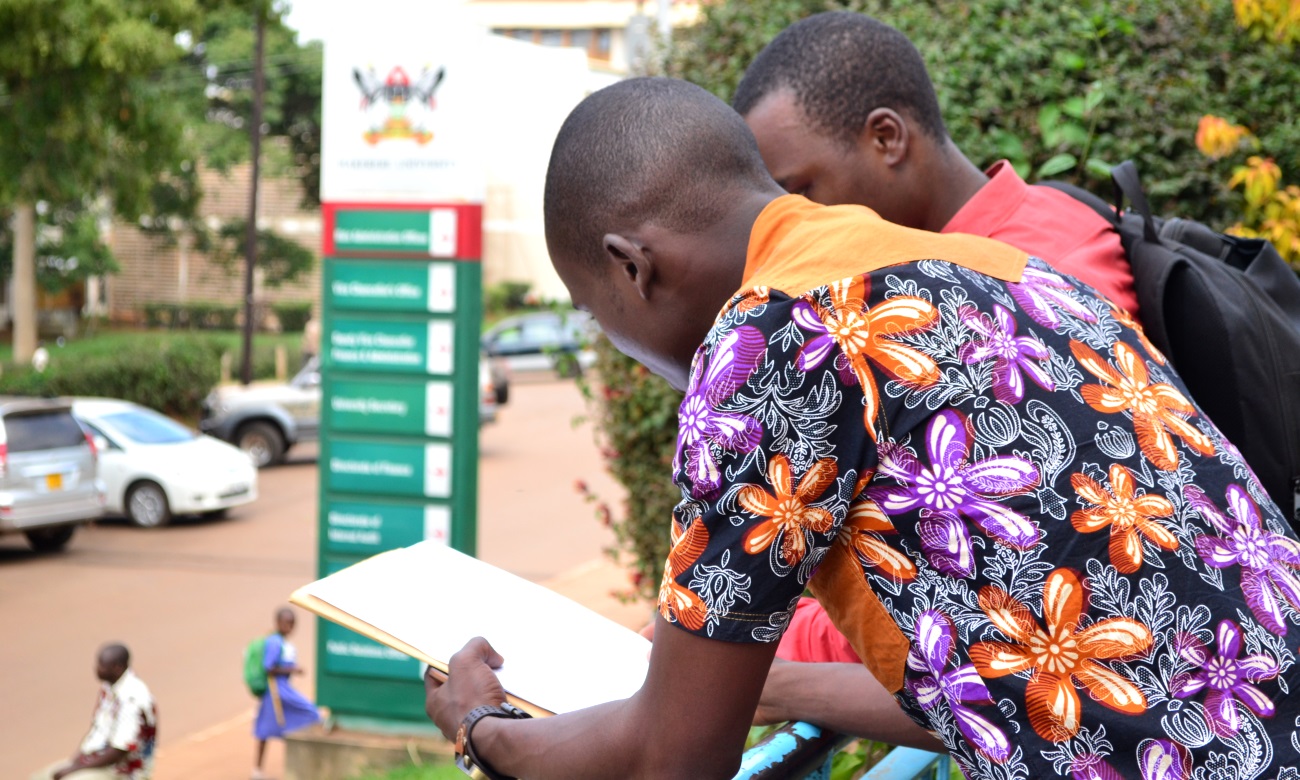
[290,540,652,716]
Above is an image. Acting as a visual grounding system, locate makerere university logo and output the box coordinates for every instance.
[352,65,445,145]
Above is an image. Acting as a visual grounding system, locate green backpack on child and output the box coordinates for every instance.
[243,635,269,697]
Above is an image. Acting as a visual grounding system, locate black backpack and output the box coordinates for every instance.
[1042,161,1300,527]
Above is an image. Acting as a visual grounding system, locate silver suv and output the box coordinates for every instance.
[0,398,105,551]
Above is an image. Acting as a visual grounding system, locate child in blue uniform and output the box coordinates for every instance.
[252,607,319,780]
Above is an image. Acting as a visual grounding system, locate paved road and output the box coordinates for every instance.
[0,378,629,779]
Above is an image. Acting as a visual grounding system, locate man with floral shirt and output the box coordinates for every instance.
[425,77,1300,780]
[33,644,158,780]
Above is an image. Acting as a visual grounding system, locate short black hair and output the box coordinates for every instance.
[733,12,948,144]
[544,77,774,270]
[99,643,130,669]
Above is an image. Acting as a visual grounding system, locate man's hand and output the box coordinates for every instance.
[51,763,74,780]
[424,636,509,740]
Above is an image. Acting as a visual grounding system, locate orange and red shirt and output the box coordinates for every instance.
[943,159,1138,314]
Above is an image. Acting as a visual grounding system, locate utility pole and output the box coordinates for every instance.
[241,4,266,385]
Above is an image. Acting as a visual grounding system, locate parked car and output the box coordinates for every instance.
[0,397,104,552]
[481,310,597,376]
[202,354,506,468]
[73,398,258,528]
[201,357,322,468]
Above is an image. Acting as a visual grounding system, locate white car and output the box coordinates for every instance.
[72,398,258,528]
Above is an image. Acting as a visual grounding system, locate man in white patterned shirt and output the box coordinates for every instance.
[32,643,158,780]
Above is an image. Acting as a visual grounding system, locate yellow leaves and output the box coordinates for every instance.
[1229,186,1300,263]
[1233,0,1300,45]
[1229,156,1283,207]
[1195,115,1253,159]
[1226,2,1300,268]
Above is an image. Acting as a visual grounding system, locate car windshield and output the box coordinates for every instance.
[100,408,195,444]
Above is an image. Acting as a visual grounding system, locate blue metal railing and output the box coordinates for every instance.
[734,722,950,780]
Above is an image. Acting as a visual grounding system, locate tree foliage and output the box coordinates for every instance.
[210,217,315,287]
[184,1,323,205]
[0,1,322,298]
[668,0,1300,225]
[0,205,120,293]
[0,0,201,215]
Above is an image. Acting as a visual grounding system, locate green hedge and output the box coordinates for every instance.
[272,301,312,333]
[0,336,223,420]
[143,300,315,334]
[668,0,1300,225]
[143,302,239,331]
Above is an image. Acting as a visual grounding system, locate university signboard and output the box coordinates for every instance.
[326,377,454,438]
[326,259,457,313]
[315,14,485,724]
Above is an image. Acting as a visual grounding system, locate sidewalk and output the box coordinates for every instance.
[154,556,649,780]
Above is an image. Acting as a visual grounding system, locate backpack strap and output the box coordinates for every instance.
[1110,160,1161,243]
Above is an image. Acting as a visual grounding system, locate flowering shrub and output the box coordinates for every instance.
[1195,6,1300,265]
[579,336,682,601]
[668,0,1300,226]
[1234,0,1300,44]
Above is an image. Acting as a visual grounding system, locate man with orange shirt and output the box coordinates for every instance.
[424,77,1300,780]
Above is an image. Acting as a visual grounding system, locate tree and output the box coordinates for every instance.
[186,1,323,205]
[0,0,202,361]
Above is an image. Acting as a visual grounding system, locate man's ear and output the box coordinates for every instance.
[859,108,909,168]
[602,233,654,302]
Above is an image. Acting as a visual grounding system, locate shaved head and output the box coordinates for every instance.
[544,77,774,271]
[96,642,130,683]
[99,643,129,668]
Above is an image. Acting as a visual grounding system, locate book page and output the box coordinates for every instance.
[294,541,651,715]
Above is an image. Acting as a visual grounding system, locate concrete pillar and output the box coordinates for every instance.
[12,203,37,364]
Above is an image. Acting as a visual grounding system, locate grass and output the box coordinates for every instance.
[351,762,465,780]
[0,328,303,379]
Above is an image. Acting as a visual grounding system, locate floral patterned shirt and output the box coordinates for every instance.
[79,669,158,779]
[658,195,1300,779]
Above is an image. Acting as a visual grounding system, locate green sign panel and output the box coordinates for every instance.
[328,377,453,438]
[319,558,420,679]
[327,260,456,313]
[322,621,420,679]
[323,500,451,554]
[318,210,482,724]
[333,208,459,256]
[325,439,451,498]
[327,317,454,375]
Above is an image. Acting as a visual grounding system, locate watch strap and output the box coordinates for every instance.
[455,703,532,780]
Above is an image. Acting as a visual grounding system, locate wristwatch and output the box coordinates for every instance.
[454,702,532,780]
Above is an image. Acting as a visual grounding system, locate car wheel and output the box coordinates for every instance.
[24,525,76,552]
[236,422,285,468]
[127,481,172,528]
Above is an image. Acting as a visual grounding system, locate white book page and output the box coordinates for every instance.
[301,540,651,715]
